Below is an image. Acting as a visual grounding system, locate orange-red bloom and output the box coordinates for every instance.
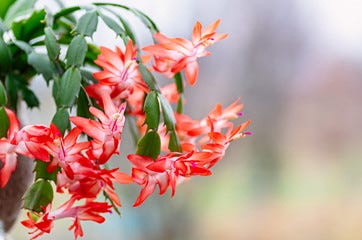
[143,19,227,85]
[70,92,126,164]
[43,125,90,179]
[22,197,112,239]
[0,108,21,187]
[93,40,146,99]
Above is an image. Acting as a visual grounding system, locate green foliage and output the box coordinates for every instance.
[130,8,159,34]
[74,10,98,37]
[44,27,60,62]
[168,130,182,153]
[158,94,176,132]
[76,87,92,118]
[66,35,87,67]
[0,106,9,138]
[0,35,12,74]
[143,91,160,131]
[0,0,16,19]
[117,15,137,45]
[136,130,161,160]
[138,63,159,91]
[0,81,7,106]
[19,85,39,108]
[94,2,159,36]
[12,39,32,54]
[80,68,97,84]
[3,0,37,27]
[23,179,54,212]
[5,74,18,111]
[53,67,81,108]
[174,73,184,113]
[98,11,126,38]
[27,51,56,82]
[52,108,70,135]
[85,43,100,64]
[174,73,184,94]
[34,160,58,182]
[12,9,46,41]
[158,93,182,152]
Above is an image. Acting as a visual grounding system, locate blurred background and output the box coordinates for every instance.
[9,0,362,239]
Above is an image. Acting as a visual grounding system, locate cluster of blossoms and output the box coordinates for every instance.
[0,20,250,239]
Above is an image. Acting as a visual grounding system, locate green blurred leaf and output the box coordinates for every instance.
[76,87,92,118]
[85,43,100,64]
[92,5,137,45]
[34,160,58,182]
[168,130,182,153]
[177,96,183,114]
[51,107,70,135]
[158,94,176,132]
[74,10,98,37]
[94,3,159,35]
[80,68,97,84]
[53,67,81,108]
[0,0,16,19]
[20,86,39,108]
[130,8,159,34]
[0,81,7,106]
[23,179,53,212]
[0,35,12,74]
[3,0,36,27]
[53,6,81,22]
[117,15,137,45]
[143,91,160,131]
[12,9,46,41]
[44,27,60,62]
[98,10,126,37]
[173,73,183,93]
[105,7,139,45]
[174,73,184,113]
[66,35,87,67]
[136,130,161,160]
[138,63,159,91]
[5,74,18,111]
[28,51,56,82]
[12,39,32,54]
[0,106,9,138]
[0,20,7,34]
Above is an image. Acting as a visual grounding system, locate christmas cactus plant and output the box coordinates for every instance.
[0,0,251,239]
